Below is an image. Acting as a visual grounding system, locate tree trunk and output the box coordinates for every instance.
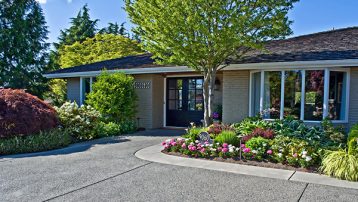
[203,69,217,127]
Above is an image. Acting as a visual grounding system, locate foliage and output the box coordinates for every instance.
[348,124,358,155]
[270,136,319,168]
[182,127,206,142]
[0,0,49,96]
[242,128,275,143]
[207,123,234,135]
[214,131,240,146]
[320,150,358,181]
[96,122,122,138]
[55,4,98,48]
[0,89,59,138]
[243,137,271,161]
[99,22,128,36]
[59,34,143,68]
[232,117,271,135]
[86,72,137,123]
[43,79,67,106]
[126,0,297,126]
[55,102,101,140]
[0,128,72,155]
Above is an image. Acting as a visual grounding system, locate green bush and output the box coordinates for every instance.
[231,117,271,135]
[182,127,206,142]
[320,150,358,181]
[214,131,240,146]
[55,102,101,140]
[96,121,137,138]
[0,128,72,155]
[244,137,270,161]
[86,71,137,123]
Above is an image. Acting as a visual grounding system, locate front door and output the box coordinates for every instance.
[166,77,204,127]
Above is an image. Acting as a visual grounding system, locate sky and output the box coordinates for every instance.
[37,0,358,44]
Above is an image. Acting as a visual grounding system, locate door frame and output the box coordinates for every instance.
[163,74,202,127]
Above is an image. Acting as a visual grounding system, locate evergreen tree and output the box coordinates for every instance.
[55,4,98,48]
[99,22,128,36]
[0,0,49,96]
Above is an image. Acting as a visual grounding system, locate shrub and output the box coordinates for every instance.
[55,102,101,140]
[214,131,240,146]
[86,71,137,123]
[320,150,358,181]
[241,128,275,143]
[231,117,270,135]
[0,128,72,155]
[207,123,234,135]
[0,89,59,138]
[348,125,358,155]
[244,137,271,161]
[96,122,122,138]
[182,127,206,142]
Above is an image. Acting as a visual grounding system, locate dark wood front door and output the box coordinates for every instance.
[166,77,204,127]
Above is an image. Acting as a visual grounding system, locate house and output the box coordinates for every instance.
[44,27,358,129]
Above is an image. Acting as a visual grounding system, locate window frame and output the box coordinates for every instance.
[79,77,94,105]
[249,68,350,123]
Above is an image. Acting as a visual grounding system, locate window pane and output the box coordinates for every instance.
[196,79,203,89]
[196,101,203,111]
[305,70,324,121]
[168,100,176,110]
[284,71,302,119]
[189,79,196,89]
[263,71,281,119]
[329,71,346,120]
[251,72,261,116]
[188,100,195,111]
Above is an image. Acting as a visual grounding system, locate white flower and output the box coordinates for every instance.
[305,156,312,162]
[216,143,220,145]
[210,148,217,152]
[229,148,234,153]
[195,140,199,143]
[263,143,267,147]
[177,138,183,141]
[302,154,307,158]
[235,148,240,151]
[190,142,194,145]
[209,144,213,147]
[229,144,233,147]
[302,151,307,155]
[278,153,283,158]
[252,150,258,154]
[165,139,171,143]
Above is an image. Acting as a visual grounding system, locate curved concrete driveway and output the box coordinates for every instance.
[1,129,357,202]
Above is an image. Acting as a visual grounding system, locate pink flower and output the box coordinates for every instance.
[222,148,228,153]
[204,141,209,145]
[243,148,251,153]
[171,142,177,146]
[189,146,196,151]
[217,147,223,152]
[293,153,298,158]
[161,142,166,146]
[241,144,246,148]
[200,148,206,153]
[164,145,170,149]
[222,143,228,148]
[181,143,186,149]
[197,143,202,147]
[267,150,273,155]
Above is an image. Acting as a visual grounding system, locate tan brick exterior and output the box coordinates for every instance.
[67,78,80,104]
[222,70,250,124]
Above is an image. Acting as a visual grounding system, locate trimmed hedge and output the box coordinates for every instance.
[0,128,72,155]
[0,89,59,138]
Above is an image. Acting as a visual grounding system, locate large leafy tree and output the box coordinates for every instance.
[0,0,49,96]
[126,0,298,126]
[58,34,143,68]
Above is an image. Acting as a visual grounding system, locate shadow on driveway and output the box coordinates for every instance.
[0,136,130,160]
[0,129,185,160]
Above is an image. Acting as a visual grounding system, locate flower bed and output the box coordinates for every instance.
[162,117,358,181]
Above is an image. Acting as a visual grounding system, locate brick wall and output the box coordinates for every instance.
[222,70,250,124]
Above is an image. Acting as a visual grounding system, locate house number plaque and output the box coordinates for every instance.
[134,81,151,89]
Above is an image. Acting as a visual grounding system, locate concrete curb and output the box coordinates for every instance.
[135,144,358,190]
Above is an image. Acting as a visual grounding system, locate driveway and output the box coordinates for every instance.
[0,129,357,202]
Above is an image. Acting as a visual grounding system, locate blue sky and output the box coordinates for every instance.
[37,0,358,43]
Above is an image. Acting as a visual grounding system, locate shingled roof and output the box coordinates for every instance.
[47,27,358,75]
[233,27,358,64]
[46,53,162,74]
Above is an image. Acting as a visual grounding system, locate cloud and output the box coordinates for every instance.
[36,0,47,4]
[67,0,73,3]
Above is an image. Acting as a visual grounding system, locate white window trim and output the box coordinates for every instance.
[249,68,350,123]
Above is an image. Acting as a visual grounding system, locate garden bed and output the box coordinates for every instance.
[162,150,318,173]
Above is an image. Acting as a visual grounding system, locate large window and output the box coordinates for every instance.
[250,69,349,122]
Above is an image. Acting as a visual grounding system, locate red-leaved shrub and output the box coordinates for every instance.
[207,123,234,135]
[241,128,275,143]
[0,89,59,138]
